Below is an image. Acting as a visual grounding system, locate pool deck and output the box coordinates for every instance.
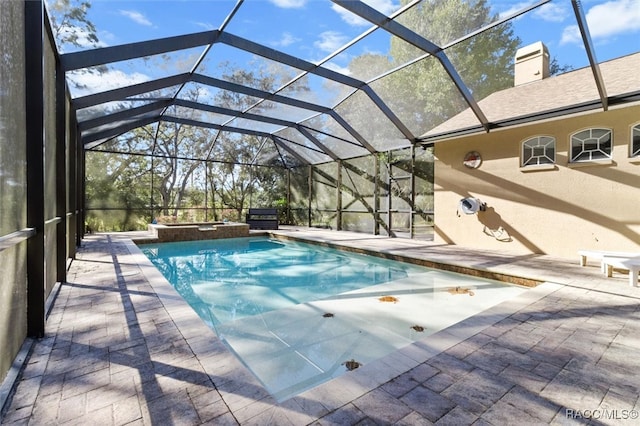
[2,226,640,425]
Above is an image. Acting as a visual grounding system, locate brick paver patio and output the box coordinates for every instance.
[2,228,639,425]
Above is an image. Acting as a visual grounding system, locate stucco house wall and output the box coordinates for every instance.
[433,103,640,259]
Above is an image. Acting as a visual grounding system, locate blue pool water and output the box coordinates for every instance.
[140,236,527,401]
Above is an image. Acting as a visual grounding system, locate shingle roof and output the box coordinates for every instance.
[421,52,640,140]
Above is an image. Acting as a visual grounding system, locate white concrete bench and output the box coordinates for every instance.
[578,250,638,271]
[601,255,640,287]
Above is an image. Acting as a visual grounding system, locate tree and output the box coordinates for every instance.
[85,149,151,231]
[201,61,305,219]
[550,57,573,76]
[47,0,99,50]
[153,119,212,219]
[338,0,521,138]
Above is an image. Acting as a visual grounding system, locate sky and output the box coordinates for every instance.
[54,0,640,103]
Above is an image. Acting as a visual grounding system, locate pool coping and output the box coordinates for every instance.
[270,233,542,288]
[124,235,562,422]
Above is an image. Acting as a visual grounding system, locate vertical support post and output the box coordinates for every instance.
[336,160,342,231]
[56,57,67,283]
[68,105,78,256]
[25,0,45,337]
[74,128,82,246]
[80,150,86,238]
[150,125,160,223]
[286,169,291,225]
[387,151,393,237]
[410,144,416,239]
[307,165,312,227]
[204,162,208,221]
[373,154,380,235]
[248,165,254,210]
[150,155,154,222]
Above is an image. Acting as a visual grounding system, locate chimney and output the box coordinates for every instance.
[514,41,549,86]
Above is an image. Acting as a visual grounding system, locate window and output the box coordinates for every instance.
[570,128,612,162]
[632,123,640,157]
[522,136,555,166]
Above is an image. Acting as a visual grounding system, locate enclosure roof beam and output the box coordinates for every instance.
[175,99,293,129]
[175,99,366,153]
[332,0,489,132]
[73,72,329,133]
[328,111,376,154]
[60,31,220,71]
[73,73,191,110]
[296,125,339,161]
[82,115,160,147]
[191,74,331,113]
[249,136,269,166]
[165,113,340,161]
[162,115,273,138]
[361,85,415,140]
[218,32,364,89]
[74,74,361,157]
[271,135,311,166]
[177,101,376,158]
[571,0,608,110]
[78,99,173,131]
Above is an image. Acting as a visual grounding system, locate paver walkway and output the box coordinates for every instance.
[2,227,640,425]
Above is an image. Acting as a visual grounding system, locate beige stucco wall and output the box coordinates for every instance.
[434,103,640,260]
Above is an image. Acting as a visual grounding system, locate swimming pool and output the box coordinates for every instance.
[140,236,527,402]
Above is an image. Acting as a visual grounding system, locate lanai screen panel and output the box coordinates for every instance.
[274,127,334,164]
[302,113,371,158]
[289,166,311,225]
[372,55,469,137]
[66,47,206,99]
[0,0,28,382]
[312,162,338,229]
[196,43,303,91]
[278,74,346,109]
[252,139,284,167]
[342,156,377,233]
[77,100,164,122]
[300,127,370,160]
[166,105,236,126]
[53,0,640,164]
[396,0,501,47]
[44,30,59,296]
[82,110,164,142]
[323,28,418,82]
[414,147,435,240]
[45,0,640,236]
[84,150,152,230]
[226,117,286,135]
[248,99,320,124]
[334,90,409,152]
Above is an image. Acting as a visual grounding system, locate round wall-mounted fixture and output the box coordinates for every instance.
[458,197,487,215]
[459,198,481,214]
[463,151,482,169]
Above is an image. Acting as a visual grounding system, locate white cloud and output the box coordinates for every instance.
[332,0,400,27]
[534,2,569,23]
[67,68,150,98]
[322,61,352,76]
[561,0,640,44]
[497,1,535,19]
[314,31,349,53]
[271,32,301,48]
[269,0,306,9]
[119,10,152,26]
[194,21,215,31]
[497,1,568,22]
